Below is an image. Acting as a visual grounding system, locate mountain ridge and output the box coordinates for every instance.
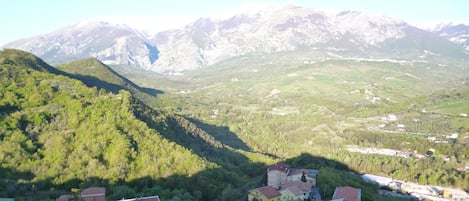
[3,20,159,67]
[2,5,468,74]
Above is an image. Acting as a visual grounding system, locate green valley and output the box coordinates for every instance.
[132,53,469,193]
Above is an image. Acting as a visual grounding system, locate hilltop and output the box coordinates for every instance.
[56,58,162,105]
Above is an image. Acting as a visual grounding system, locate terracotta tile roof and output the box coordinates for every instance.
[282,181,313,192]
[268,162,290,173]
[81,187,106,196]
[258,186,281,198]
[285,186,302,196]
[81,187,106,201]
[332,186,361,201]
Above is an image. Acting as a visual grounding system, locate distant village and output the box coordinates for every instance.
[248,162,361,201]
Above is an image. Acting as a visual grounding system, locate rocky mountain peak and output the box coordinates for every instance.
[3,19,159,67]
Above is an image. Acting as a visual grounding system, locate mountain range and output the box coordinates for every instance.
[431,22,469,51]
[3,4,468,74]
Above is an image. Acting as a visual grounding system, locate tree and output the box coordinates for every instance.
[301,171,307,182]
[110,185,136,200]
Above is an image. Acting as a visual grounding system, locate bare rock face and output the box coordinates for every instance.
[3,20,159,68]
[151,5,410,73]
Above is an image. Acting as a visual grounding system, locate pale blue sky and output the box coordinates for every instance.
[1,0,467,46]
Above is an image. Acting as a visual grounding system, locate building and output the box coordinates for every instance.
[286,168,317,187]
[281,181,313,199]
[119,195,160,201]
[331,186,361,201]
[80,187,106,201]
[249,162,318,201]
[279,186,303,201]
[267,162,291,189]
[263,162,317,200]
[248,186,282,201]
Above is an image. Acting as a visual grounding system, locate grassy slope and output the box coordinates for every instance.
[163,57,469,137]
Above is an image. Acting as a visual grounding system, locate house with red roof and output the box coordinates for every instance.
[248,162,322,201]
[279,186,304,201]
[281,181,313,199]
[55,187,106,201]
[248,186,282,201]
[331,186,361,201]
[80,187,106,201]
[267,162,291,189]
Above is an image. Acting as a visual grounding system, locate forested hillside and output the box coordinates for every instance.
[0,49,249,200]
[56,58,162,106]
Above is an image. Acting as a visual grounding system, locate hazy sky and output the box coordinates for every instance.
[1,0,467,46]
